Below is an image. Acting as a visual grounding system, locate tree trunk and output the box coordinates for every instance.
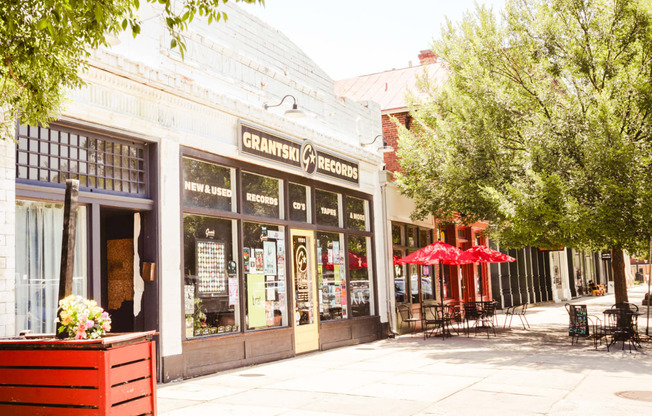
[611,248,628,304]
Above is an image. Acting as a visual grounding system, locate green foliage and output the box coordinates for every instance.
[0,0,263,131]
[396,0,652,256]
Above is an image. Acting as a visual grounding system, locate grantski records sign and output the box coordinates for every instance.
[239,122,359,185]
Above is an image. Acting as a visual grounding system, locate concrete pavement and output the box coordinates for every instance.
[158,285,652,415]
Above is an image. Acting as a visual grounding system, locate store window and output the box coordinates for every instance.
[407,226,417,247]
[315,189,340,227]
[346,196,368,231]
[243,222,288,330]
[419,228,431,248]
[349,235,373,317]
[409,263,419,303]
[421,265,434,301]
[183,214,239,337]
[242,172,282,219]
[393,249,406,303]
[392,223,403,246]
[289,182,310,223]
[317,232,347,320]
[182,157,234,212]
[15,201,88,335]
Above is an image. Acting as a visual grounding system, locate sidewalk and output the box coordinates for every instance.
[158,286,652,415]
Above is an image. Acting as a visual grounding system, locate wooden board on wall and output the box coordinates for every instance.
[107,239,134,310]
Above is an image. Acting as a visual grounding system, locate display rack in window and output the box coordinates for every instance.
[196,239,227,295]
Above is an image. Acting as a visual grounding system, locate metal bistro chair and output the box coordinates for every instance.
[479,301,497,338]
[463,302,482,337]
[422,303,448,340]
[397,304,419,337]
[604,306,641,352]
[504,303,530,330]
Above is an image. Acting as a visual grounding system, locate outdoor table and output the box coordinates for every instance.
[602,308,641,351]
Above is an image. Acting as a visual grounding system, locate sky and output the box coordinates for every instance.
[241,0,505,80]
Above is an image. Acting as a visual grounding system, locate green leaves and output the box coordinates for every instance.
[397,0,652,256]
[0,0,264,133]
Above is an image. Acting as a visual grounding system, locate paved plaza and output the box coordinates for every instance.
[158,286,652,415]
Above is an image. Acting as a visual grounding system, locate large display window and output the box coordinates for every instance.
[183,214,239,337]
[243,222,288,330]
[349,235,373,317]
[181,148,376,341]
[317,232,347,321]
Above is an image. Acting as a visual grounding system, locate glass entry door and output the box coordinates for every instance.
[291,229,319,353]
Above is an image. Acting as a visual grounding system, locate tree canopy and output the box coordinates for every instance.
[395,0,652,301]
[0,0,262,130]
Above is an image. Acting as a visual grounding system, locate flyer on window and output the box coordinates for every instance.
[277,242,285,277]
[255,248,264,272]
[263,240,277,275]
[247,274,266,328]
[243,248,250,273]
[228,277,239,306]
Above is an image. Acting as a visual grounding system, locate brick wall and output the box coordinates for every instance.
[0,134,15,337]
[382,112,408,174]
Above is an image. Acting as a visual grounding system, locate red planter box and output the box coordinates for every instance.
[0,331,157,416]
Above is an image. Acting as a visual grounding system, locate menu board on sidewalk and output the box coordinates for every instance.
[568,304,589,337]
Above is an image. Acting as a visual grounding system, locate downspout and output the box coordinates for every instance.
[380,170,398,337]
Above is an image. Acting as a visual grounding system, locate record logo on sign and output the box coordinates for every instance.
[300,142,317,175]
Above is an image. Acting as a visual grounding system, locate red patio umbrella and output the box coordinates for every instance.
[464,245,515,299]
[398,241,477,304]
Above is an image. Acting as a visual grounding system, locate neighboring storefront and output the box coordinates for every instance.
[13,122,159,338]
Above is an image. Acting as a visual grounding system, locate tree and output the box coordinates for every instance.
[0,0,262,131]
[395,0,652,303]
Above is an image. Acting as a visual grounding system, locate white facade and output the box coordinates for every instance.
[1,4,385,369]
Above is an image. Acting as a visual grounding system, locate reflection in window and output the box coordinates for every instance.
[315,189,340,227]
[393,250,406,303]
[346,196,368,231]
[317,232,347,321]
[348,235,373,317]
[289,182,309,223]
[182,157,233,211]
[421,265,434,301]
[183,215,239,338]
[410,263,419,303]
[392,223,403,246]
[419,228,431,248]
[242,172,282,219]
[15,201,87,335]
[242,222,288,330]
[407,226,417,247]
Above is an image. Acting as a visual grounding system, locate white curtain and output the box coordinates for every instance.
[15,201,87,334]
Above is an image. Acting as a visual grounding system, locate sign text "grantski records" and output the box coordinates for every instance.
[242,132,299,162]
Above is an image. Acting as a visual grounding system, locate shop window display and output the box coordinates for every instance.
[289,182,310,223]
[317,232,347,321]
[243,222,288,330]
[183,214,239,337]
[242,171,282,219]
[348,235,373,317]
[315,189,340,227]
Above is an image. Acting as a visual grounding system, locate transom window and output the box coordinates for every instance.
[16,124,147,196]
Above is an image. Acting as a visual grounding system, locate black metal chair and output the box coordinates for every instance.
[397,304,419,337]
[479,301,497,337]
[421,304,448,340]
[463,302,482,336]
[603,307,640,352]
[504,303,530,329]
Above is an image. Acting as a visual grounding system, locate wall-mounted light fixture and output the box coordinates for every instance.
[361,135,394,153]
[263,95,305,118]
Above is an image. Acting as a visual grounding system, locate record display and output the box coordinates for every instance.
[196,239,227,294]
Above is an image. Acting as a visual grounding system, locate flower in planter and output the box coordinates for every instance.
[56,295,112,339]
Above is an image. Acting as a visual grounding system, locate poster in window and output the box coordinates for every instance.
[249,248,256,271]
[277,242,285,278]
[196,239,227,294]
[243,248,250,273]
[255,249,264,272]
[263,240,277,275]
[184,285,195,315]
[247,274,266,328]
[228,277,239,306]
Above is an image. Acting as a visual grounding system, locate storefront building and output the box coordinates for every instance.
[1,4,387,381]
